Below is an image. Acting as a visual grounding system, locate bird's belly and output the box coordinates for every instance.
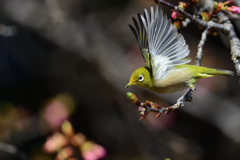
[152,68,192,93]
[152,82,189,93]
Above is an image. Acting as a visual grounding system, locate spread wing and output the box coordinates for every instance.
[140,6,191,81]
[129,14,151,67]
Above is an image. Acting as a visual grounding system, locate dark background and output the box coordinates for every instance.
[0,0,240,160]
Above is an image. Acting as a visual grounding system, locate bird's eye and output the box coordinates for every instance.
[138,75,144,82]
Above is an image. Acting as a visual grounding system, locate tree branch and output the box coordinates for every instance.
[154,0,224,30]
[218,12,240,76]
[196,27,210,66]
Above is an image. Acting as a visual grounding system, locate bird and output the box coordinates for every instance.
[125,6,233,97]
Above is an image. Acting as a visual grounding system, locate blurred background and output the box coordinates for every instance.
[0,0,240,160]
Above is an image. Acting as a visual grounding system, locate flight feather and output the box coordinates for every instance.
[130,6,191,81]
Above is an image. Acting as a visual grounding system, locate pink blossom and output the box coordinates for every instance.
[224,0,234,5]
[92,145,107,159]
[44,100,69,127]
[82,151,98,160]
[171,11,179,19]
[43,133,67,153]
[43,138,57,153]
[228,6,240,14]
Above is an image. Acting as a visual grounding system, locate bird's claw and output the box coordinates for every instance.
[184,93,193,102]
[184,87,195,102]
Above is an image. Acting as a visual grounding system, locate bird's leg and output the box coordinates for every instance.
[171,85,196,110]
[184,85,196,102]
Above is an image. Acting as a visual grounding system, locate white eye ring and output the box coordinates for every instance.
[138,75,144,82]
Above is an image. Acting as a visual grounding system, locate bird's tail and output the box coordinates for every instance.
[215,69,234,76]
[199,68,234,77]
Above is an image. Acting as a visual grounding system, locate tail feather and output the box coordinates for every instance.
[216,69,234,76]
[197,67,234,78]
[179,65,234,78]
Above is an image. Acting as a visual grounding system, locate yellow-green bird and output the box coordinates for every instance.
[126,6,233,94]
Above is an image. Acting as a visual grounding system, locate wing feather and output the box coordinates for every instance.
[140,6,190,81]
[129,14,150,67]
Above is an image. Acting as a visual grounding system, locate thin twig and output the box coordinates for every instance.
[126,84,195,120]
[126,92,169,120]
[196,27,210,66]
[154,0,224,30]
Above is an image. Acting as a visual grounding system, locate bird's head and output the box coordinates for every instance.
[125,67,153,89]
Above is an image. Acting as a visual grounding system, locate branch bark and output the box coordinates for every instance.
[196,27,210,66]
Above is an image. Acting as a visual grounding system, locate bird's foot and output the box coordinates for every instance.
[170,86,196,110]
[184,91,193,102]
[183,86,196,102]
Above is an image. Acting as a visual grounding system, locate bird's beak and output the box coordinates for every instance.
[125,81,134,89]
